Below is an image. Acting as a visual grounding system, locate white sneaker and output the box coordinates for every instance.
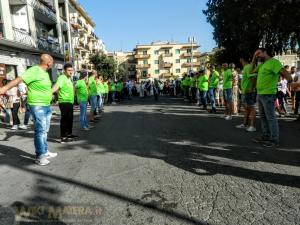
[81,127,90,131]
[19,125,28,130]
[10,125,18,130]
[225,116,232,120]
[44,151,58,159]
[35,157,50,166]
[246,126,256,132]
[236,124,246,129]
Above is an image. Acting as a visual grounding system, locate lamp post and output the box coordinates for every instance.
[188,37,195,74]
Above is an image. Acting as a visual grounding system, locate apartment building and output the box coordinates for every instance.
[107,51,136,80]
[0,0,105,85]
[134,41,201,81]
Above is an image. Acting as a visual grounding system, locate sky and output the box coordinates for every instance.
[79,0,216,53]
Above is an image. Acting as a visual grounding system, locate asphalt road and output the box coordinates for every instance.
[0,96,299,225]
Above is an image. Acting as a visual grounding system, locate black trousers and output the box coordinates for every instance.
[12,102,20,125]
[59,103,74,138]
[295,91,300,115]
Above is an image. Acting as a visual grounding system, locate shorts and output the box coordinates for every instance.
[223,89,233,102]
[89,95,97,111]
[244,92,257,107]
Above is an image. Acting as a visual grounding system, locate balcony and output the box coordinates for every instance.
[37,37,62,54]
[136,64,151,69]
[163,62,172,68]
[162,73,172,78]
[162,53,173,57]
[182,52,201,58]
[182,62,201,67]
[12,28,35,47]
[70,18,83,30]
[30,0,57,23]
[135,54,151,59]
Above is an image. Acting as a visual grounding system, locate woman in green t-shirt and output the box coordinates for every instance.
[75,73,89,130]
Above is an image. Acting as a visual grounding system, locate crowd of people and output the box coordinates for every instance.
[0,48,300,165]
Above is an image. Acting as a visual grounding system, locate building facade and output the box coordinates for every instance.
[107,51,136,80]
[134,41,201,81]
[0,0,105,85]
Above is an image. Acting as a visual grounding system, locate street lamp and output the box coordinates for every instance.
[188,37,195,74]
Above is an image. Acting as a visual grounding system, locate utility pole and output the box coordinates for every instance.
[188,36,195,74]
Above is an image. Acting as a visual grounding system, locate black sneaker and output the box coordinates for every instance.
[252,137,268,143]
[61,137,73,144]
[262,141,279,148]
[68,134,79,139]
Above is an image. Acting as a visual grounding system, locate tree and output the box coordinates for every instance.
[116,63,126,81]
[203,0,300,64]
[89,52,117,79]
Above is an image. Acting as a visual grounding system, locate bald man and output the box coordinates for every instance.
[0,54,58,165]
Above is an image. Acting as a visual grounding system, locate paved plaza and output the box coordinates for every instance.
[0,97,299,225]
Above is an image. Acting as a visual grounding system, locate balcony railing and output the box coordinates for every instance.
[136,64,150,69]
[135,54,151,59]
[12,27,35,47]
[162,53,173,57]
[37,37,62,54]
[70,18,83,29]
[30,0,57,22]
[60,18,68,32]
[182,62,201,67]
[163,62,172,68]
[182,52,201,57]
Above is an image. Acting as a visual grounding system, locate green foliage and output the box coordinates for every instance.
[89,53,117,79]
[203,0,300,64]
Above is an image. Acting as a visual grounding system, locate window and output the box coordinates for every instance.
[175,49,180,54]
[155,69,160,74]
[187,58,192,63]
[155,60,159,64]
[176,69,181,73]
[165,49,170,54]
[176,59,180,63]
[143,60,148,65]
[143,50,148,55]
[6,65,18,80]
[142,70,148,78]
[187,49,192,53]
[154,50,159,55]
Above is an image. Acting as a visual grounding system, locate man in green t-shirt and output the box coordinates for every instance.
[251,48,292,148]
[208,65,219,113]
[97,76,105,111]
[197,69,209,110]
[52,63,77,143]
[0,54,57,166]
[236,57,257,132]
[88,71,98,122]
[222,63,233,120]
[75,72,89,130]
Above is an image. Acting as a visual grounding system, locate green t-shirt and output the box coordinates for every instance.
[116,82,123,92]
[185,77,191,87]
[198,75,209,91]
[111,83,116,92]
[21,65,52,106]
[56,74,74,104]
[103,82,109,94]
[223,69,232,90]
[241,64,256,94]
[97,82,105,94]
[209,70,219,88]
[256,58,283,95]
[88,76,98,96]
[75,79,88,103]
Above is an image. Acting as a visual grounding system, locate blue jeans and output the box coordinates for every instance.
[257,94,279,143]
[29,106,52,157]
[208,88,216,110]
[199,90,207,107]
[79,102,88,129]
[224,89,233,102]
[89,95,97,112]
